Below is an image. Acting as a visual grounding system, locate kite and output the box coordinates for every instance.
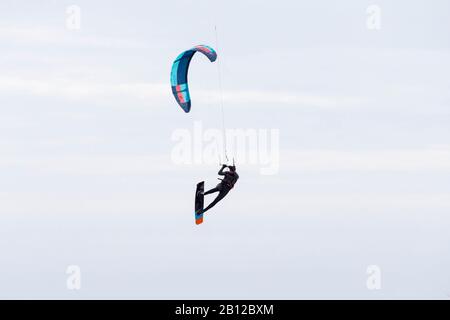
[170,45,217,113]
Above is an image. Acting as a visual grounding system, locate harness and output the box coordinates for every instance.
[217,176,236,189]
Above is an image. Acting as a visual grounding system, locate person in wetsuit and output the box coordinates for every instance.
[202,164,239,213]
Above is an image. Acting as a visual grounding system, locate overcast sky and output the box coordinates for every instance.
[0,0,449,299]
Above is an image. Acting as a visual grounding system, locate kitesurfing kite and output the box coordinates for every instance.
[170,45,238,225]
[170,45,217,113]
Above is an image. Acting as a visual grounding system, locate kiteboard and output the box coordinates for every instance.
[195,181,204,225]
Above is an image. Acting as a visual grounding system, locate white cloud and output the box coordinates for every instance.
[0,75,169,102]
[0,26,148,48]
[0,154,174,175]
[198,89,363,109]
[1,147,450,177]
[282,147,450,172]
[0,74,359,109]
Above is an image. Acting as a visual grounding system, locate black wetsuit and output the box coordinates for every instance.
[202,165,239,213]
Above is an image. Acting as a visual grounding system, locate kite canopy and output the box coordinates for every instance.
[170,45,217,113]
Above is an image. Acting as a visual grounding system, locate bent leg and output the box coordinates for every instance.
[204,187,219,196]
[202,188,230,213]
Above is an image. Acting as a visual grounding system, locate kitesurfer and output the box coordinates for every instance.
[202,164,239,213]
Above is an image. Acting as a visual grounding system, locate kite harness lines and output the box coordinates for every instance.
[170,37,237,225]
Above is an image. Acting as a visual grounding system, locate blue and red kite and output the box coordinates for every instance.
[170,45,217,113]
